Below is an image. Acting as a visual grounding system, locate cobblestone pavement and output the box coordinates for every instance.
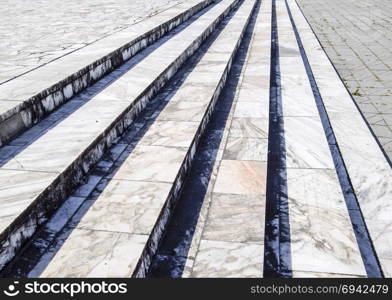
[297,0,392,161]
[0,0,181,84]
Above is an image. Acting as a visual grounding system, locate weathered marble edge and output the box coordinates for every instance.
[0,0,240,272]
[0,0,213,146]
[133,0,257,277]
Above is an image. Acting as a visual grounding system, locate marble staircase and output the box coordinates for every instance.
[0,0,242,271]
[0,0,213,147]
[0,0,391,278]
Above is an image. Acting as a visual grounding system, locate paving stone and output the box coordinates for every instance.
[297,0,392,162]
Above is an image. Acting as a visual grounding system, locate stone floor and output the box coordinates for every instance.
[297,0,392,161]
[0,0,181,84]
[0,0,391,279]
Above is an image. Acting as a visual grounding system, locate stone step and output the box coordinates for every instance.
[0,0,212,147]
[286,0,392,277]
[0,0,242,271]
[183,0,271,278]
[1,0,390,279]
[183,0,367,278]
[152,0,387,278]
[274,0,365,277]
[35,0,257,278]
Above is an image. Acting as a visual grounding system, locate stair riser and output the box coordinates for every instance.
[0,0,213,147]
[0,0,241,272]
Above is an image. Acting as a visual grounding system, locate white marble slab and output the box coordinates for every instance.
[41,229,148,277]
[229,117,269,139]
[287,0,392,276]
[78,180,172,234]
[38,0,257,277]
[111,145,188,183]
[223,137,268,161]
[213,159,267,195]
[187,0,271,277]
[139,120,199,148]
[202,193,266,244]
[283,116,334,169]
[287,168,366,276]
[234,101,268,118]
[0,0,210,102]
[0,170,58,232]
[277,0,366,277]
[0,0,239,229]
[191,240,264,278]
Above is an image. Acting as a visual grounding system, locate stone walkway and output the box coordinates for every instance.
[0,0,181,84]
[0,0,391,278]
[296,0,392,161]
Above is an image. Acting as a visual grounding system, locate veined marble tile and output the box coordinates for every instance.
[241,75,270,90]
[289,203,366,276]
[286,0,392,277]
[157,101,210,122]
[279,74,309,90]
[248,48,271,63]
[78,180,172,234]
[286,169,365,275]
[278,42,301,57]
[327,114,389,171]
[189,70,228,86]
[140,120,199,148]
[0,170,58,232]
[1,124,107,172]
[319,90,358,114]
[284,116,335,169]
[229,117,269,139]
[236,88,269,105]
[234,101,268,119]
[279,58,305,75]
[243,62,270,77]
[63,98,132,120]
[368,221,392,260]
[41,229,148,277]
[213,160,267,195]
[313,73,345,90]
[192,60,228,74]
[223,137,268,161]
[112,145,187,183]
[202,193,265,244]
[191,240,263,278]
[169,82,218,103]
[286,169,346,211]
[350,168,392,222]
[282,87,319,117]
[0,79,43,101]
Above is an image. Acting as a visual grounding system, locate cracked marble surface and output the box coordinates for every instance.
[0,0,182,85]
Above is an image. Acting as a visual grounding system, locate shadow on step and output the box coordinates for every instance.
[0,3,242,278]
[0,2,217,168]
[147,0,259,278]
